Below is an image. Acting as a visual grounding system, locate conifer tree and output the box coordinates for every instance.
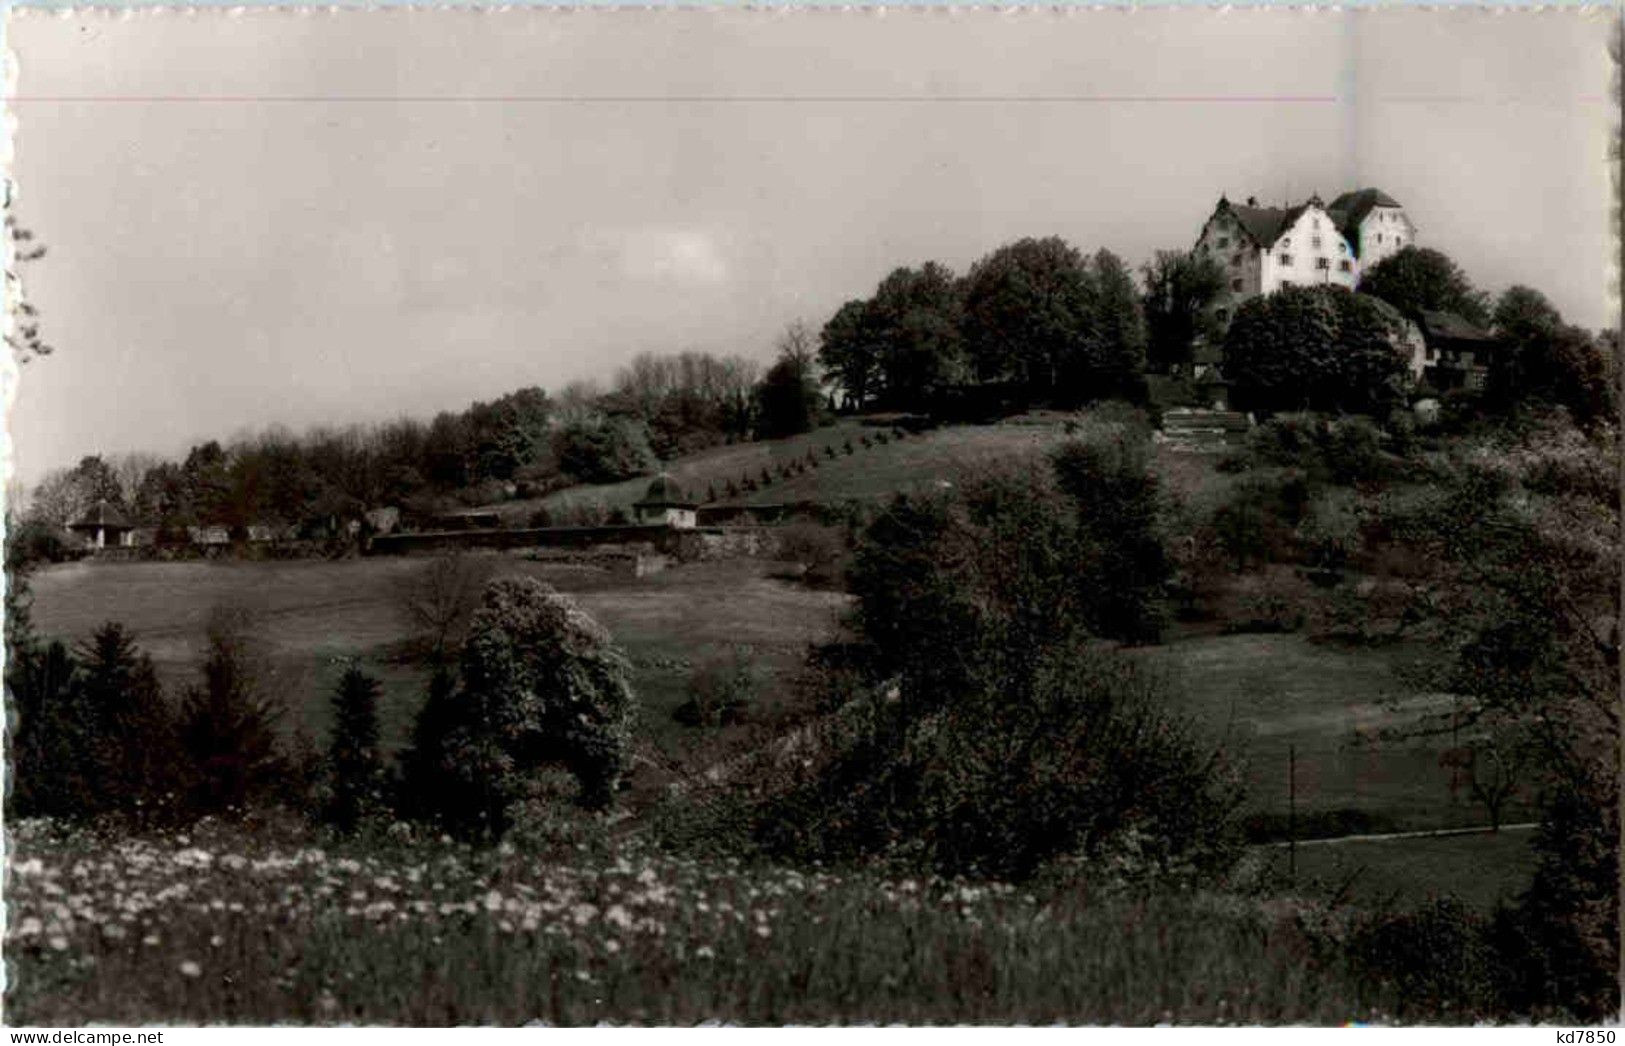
[326,665,384,831]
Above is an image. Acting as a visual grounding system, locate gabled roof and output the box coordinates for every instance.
[1416,309,1494,344]
[1215,198,1313,250]
[634,474,696,509]
[1326,188,1405,255]
[68,500,132,531]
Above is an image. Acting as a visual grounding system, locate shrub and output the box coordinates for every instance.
[755,646,1241,882]
[1225,571,1310,634]
[409,577,636,839]
[1210,468,1313,570]
[8,517,73,568]
[1348,897,1497,1020]
[775,521,848,589]
[673,649,759,728]
[1322,417,1387,485]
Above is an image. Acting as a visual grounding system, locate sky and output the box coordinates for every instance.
[4,7,1617,487]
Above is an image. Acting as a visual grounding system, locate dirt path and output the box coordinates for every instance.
[1265,821,1539,848]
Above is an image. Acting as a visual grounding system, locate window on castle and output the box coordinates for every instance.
[1217,236,1229,248]
[1311,236,1322,249]
[1281,279,1294,288]
[1315,258,1330,270]
[1281,237,1292,248]
[1338,260,1352,273]
[1279,254,1293,266]
[1231,254,1242,268]
[1231,278,1243,292]
[1377,234,1384,244]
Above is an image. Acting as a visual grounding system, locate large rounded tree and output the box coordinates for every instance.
[1358,246,1490,326]
[1223,285,1411,415]
[420,576,636,837]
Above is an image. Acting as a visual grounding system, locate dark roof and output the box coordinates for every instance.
[1326,188,1404,255]
[1219,199,1312,250]
[67,500,132,531]
[634,474,695,508]
[1416,309,1494,344]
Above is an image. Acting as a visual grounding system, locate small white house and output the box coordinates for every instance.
[633,475,698,529]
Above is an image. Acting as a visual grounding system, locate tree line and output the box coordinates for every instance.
[818,239,1148,413]
[16,343,824,554]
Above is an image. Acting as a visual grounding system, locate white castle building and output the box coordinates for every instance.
[1195,188,1415,324]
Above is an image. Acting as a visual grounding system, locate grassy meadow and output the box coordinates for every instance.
[5,818,1414,1026]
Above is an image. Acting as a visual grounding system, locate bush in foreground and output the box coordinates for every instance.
[405,576,636,838]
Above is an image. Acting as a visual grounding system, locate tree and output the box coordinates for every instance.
[6,640,91,818]
[325,666,385,831]
[1486,286,1616,426]
[818,299,884,411]
[1079,249,1148,403]
[1384,423,1618,1018]
[176,605,289,814]
[1358,246,1490,326]
[764,437,1235,880]
[866,263,967,409]
[1142,249,1227,372]
[960,236,1096,397]
[23,454,128,529]
[465,386,552,482]
[415,577,637,838]
[552,417,657,483]
[754,322,824,439]
[395,552,496,666]
[76,622,177,818]
[1222,285,1410,414]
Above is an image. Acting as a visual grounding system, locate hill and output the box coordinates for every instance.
[480,414,1082,523]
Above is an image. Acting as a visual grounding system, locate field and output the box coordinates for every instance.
[1144,632,1539,833]
[26,555,848,794]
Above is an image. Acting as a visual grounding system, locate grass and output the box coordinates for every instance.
[1141,632,1540,833]
[492,414,1079,522]
[5,818,1417,1026]
[1256,831,1538,912]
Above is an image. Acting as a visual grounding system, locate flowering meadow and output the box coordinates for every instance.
[4,816,1403,1025]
